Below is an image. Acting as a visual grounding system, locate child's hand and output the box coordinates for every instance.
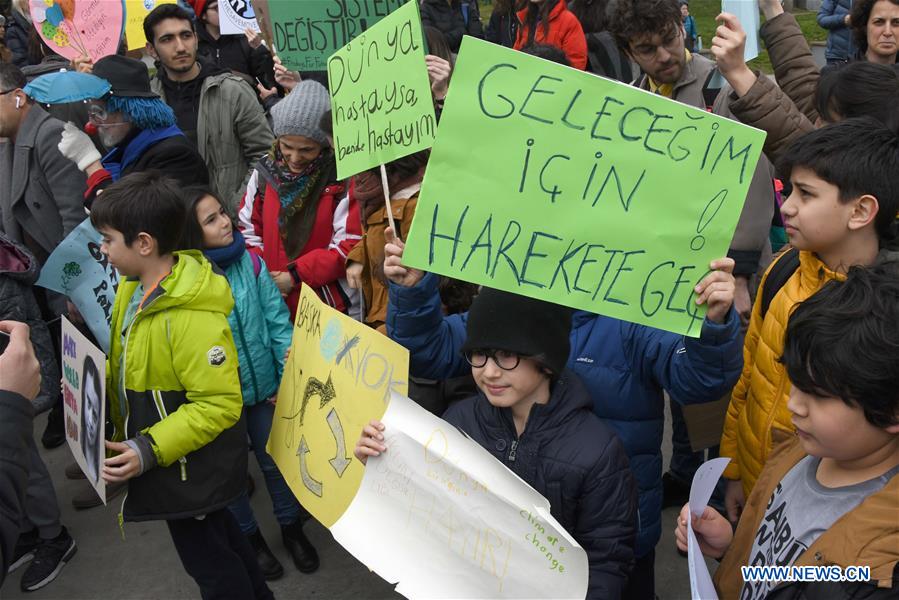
[694,257,735,324]
[675,504,733,559]
[354,419,387,464]
[72,54,93,73]
[383,228,425,288]
[256,82,278,102]
[711,13,756,97]
[103,441,141,483]
[724,478,746,523]
[346,261,364,289]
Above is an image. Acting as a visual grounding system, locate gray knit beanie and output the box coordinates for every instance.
[271,80,331,144]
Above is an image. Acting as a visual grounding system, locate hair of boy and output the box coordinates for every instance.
[815,62,899,127]
[383,149,430,183]
[607,0,682,52]
[782,260,899,427]
[0,62,26,95]
[143,3,195,46]
[849,0,899,55]
[90,171,188,255]
[777,117,899,240]
[521,42,572,66]
[178,186,233,251]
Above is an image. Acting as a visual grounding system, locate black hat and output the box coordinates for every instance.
[462,289,573,375]
[93,55,159,99]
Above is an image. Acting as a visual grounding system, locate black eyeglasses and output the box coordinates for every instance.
[0,88,18,96]
[464,349,522,370]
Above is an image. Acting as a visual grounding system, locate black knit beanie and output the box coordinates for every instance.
[461,288,573,375]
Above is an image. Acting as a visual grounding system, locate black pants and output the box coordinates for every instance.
[167,508,274,600]
[622,549,655,600]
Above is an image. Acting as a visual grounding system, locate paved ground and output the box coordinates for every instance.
[5,410,703,600]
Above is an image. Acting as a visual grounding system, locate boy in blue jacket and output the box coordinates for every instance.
[358,288,638,598]
[381,229,742,597]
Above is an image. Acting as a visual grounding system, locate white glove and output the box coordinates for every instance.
[58,122,101,172]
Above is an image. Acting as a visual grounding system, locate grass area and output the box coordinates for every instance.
[477,0,829,73]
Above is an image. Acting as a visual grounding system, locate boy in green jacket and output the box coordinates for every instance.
[91,172,272,600]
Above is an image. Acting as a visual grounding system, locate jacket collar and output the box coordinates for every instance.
[13,104,50,149]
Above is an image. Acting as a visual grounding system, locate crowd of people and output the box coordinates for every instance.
[0,0,898,598]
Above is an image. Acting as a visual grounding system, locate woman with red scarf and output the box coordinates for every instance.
[238,81,360,319]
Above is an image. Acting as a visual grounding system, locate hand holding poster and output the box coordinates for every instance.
[30,0,124,62]
[62,317,106,504]
[402,38,766,337]
[37,219,119,353]
[330,393,590,599]
[328,0,436,179]
[267,284,409,527]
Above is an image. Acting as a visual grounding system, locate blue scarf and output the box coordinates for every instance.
[203,230,246,269]
[101,125,184,181]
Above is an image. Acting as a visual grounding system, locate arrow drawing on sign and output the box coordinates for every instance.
[297,436,323,497]
[299,373,336,425]
[326,408,351,477]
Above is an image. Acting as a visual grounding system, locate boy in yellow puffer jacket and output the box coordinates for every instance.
[90,172,273,600]
[720,118,899,523]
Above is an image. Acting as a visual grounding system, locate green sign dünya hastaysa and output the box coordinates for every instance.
[267,0,405,72]
[327,0,436,180]
[403,37,767,337]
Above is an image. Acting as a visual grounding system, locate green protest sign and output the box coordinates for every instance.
[327,0,436,180]
[403,37,767,337]
[264,0,405,72]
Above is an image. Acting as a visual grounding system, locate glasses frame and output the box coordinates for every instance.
[464,349,522,371]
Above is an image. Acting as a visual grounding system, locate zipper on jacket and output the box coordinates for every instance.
[508,440,518,463]
[232,305,260,403]
[152,390,189,482]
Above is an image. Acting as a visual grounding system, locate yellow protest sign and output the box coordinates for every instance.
[125,0,175,50]
[267,284,409,527]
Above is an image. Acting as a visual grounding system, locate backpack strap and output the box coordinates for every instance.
[760,247,800,319]
[701,67,722,112]
[250,251,262,278]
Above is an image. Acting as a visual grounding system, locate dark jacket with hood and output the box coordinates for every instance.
[484,10,519,48]
[0,233,60,413]
[6,11,33,68]
[443,370,637,599]
[420,0,484,52]
[196,26,276,91]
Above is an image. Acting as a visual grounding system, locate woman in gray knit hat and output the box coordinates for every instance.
[237,80,360,320]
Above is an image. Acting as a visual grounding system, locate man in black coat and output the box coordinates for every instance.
[56,55,209,209]
[420,0,485,53]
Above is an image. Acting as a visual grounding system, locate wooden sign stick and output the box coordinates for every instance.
[380,164,396,234]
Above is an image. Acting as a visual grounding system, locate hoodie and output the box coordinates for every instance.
[106,250,247,522]
[156,59,229,146]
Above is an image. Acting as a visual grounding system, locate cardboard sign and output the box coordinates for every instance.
[265,0,404,72]
[267,284,409,527]
[125,0,175,50]
[331,393,590,599]
[62,317,106,503]
[30,0,124,62]
[403,38,766,337]
[328,0,436,179]
[37,219,119,353]
[219,0,260,35]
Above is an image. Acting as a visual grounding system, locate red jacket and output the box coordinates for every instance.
[514,0,587,70]
[238,168,361,317]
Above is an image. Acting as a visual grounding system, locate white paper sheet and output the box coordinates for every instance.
[686,457,730,600]
[330,392,589,599]
[722,0,761,62]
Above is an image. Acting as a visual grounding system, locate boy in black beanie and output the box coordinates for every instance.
[356,289,638,598]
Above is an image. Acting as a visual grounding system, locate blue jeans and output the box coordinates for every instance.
[228,401,302,534]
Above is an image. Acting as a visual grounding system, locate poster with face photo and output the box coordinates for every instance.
[61,317,106,503]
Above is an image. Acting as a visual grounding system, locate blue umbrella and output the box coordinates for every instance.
[23,70,111,104]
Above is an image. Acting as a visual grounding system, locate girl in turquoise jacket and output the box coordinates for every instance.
[181,188,319,580]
